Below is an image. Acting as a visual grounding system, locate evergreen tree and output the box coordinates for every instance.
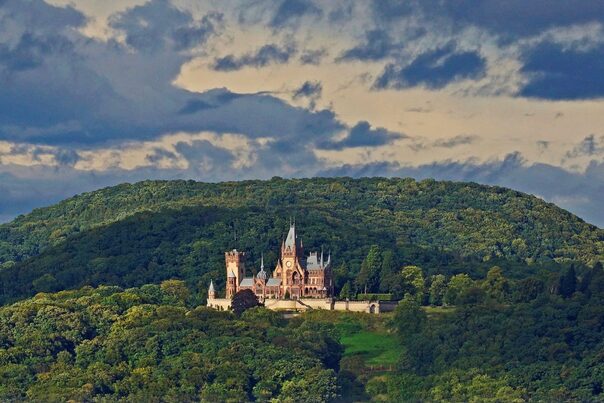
[357,245,382,294]
[559,265,577,298]
[339,282,352,300]
[586,262,604,298]
[379,249,396,293]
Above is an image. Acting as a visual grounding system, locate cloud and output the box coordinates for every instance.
[212,43,296,71]
[174,140,236,174]
[373,0,604,39]
[374,43,486,90]
[108,0,221,52]
[338,29,396,62]
[432,135,478,148]
[299,48,327,65]
[293,81,322,99]
[0,1,348,150]
[565,134,604,159]
[270,0,322,28]
[519,41,604,100]
[319,121,406,150]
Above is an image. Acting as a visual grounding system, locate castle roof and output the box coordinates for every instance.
[306,251,330,270]
[240,278,254,287]
[266,278,281,286]
[285,223,297,248]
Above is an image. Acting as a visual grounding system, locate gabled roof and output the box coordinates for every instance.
[266,278,281,286]
[228,270,236,278]
[240,278,254,287]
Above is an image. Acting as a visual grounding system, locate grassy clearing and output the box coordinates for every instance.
[340,329,400,366]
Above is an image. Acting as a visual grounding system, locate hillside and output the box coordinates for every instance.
[0,283,340,401]
[0,177,602,303]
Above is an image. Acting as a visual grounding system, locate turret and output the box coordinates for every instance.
[257,253,268,282]
[208,280,216,300]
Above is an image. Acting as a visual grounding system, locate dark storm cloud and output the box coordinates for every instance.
[519,42,604,100]
[372,0,604,39]
[0,33,74,72]
[212,44,296,71]
[174,140,236,172]
[319,121,406,150]
[0,1,349,148]
[270,0,322,28]
[374,43,486,90]
[0,0,86,32]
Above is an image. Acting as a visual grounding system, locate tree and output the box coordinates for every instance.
[559,265,577,298]
[583,262,604,298]
[481,266,510,302]
[357,245,382,294]
[429,275,447,306]
[160,279,190,305]
[392,294,427,340]
[514,277,544,302]
[339,281,352,300]
[231,289,259,316]
[444,274,474,305]
[379,249,396,292]
[401,266,425,302]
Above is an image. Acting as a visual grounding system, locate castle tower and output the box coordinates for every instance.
[225,249,245,298]
[208,280,216,300]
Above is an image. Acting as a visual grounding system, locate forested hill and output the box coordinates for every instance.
[0,177,602,303]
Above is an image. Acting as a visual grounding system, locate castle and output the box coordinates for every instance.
[207,223,398,314]
[211,223,333,303]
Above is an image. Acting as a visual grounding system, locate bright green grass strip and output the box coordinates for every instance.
[340,330,400,366]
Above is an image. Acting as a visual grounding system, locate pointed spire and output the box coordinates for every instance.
[285,222,296,248]
[258,253,268,281]
[320,247,324,267]
[209,280,215,293]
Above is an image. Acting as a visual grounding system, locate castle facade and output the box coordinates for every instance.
[212,223,333,302]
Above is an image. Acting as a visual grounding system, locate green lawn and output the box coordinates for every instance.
[340,329,400,366]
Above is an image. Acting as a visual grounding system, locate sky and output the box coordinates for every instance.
[0,0,603,226]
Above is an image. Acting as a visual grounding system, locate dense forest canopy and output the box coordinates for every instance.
[0,283,340,401]
[0,177,602,304]
[3,261,604,401]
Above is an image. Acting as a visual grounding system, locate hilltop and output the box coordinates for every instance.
[0,177,601,303]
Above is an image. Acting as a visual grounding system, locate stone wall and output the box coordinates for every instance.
[207,297,397,314]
